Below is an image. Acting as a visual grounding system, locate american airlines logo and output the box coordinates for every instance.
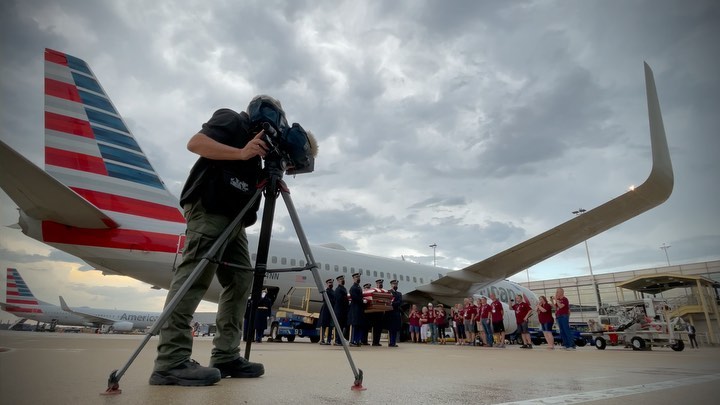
[120,313,159,322]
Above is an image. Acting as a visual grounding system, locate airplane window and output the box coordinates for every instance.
[291,259,296,266]
[281,257,287,265]
[334,265,339,272]
[373,271,378,277]
[420,278,424,283]
[380,272,384,278]
[350,267,355,273]
[272,256,277,264]
[343,266,347,273]
[393,273,397,280]
[366,270,370,276]
[413,277,417,283]
[325,264,330,271]
[300,260,305,266]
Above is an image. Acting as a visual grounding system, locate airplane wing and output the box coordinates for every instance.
[0,139,118,229]
[58,296,111,325]
[407,63,673,303]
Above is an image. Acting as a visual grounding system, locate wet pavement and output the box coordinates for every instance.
[1,330,718,404]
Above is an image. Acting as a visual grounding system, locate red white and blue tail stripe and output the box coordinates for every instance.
[5,268,44,313]
[41,49,185,253]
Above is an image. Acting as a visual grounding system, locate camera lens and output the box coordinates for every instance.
[262,122,277,137]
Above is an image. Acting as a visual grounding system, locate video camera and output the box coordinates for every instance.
[247,95,316,175]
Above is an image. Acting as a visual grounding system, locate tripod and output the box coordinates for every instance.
[103,159,364,394]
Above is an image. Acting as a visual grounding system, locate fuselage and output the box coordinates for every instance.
[19,212,536,322]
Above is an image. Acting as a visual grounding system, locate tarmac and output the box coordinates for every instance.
[1,330,719,405]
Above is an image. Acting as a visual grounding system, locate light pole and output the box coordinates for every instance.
[660,243,671,266]
[429,244,437,267]
[572,208,602,312]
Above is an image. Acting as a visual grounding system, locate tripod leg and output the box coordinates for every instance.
[103,190,262,395]
[244,177,279,360]
[280,190,365,390]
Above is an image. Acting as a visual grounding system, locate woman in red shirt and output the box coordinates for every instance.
[453,304,466,345]
[419,306,429,343]
[536,295,555,349]
[408,304,421,343]
[434,304,448,345]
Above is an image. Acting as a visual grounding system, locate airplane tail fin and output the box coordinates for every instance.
[4,268,48,313]
[0,50,187,254]
[43,48,184,226]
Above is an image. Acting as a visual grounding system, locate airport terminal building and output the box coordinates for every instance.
[519,260,720,346]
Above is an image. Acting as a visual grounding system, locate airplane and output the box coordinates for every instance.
[0,49,673,338]
[1,267,215,332]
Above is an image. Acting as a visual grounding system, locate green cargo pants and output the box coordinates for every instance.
[154,199,253,371]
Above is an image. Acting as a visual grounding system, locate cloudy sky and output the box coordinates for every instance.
[1,0,718,321]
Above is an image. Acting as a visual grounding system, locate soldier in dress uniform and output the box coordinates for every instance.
[333,275,349,345]
[370,279,387,346]
[318,278,336,345]
[254,289,272,343]
[361,282,372,345]
[348,273,364,347]
[388,279,402,347]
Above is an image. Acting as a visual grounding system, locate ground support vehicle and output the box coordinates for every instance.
[267,286,321,343]
[269,308,321,343]
[587,298,686,351]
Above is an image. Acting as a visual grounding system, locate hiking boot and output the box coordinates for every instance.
[149,359,221,386]
[210,357,265,378]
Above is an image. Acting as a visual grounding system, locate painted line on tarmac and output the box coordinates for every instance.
[496,373,720,405]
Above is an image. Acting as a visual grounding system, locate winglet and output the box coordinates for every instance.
[411,62,675,299]
[643,61,674,194]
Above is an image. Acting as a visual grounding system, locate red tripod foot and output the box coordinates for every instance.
[350,369,366,391]
[100,370,123,395]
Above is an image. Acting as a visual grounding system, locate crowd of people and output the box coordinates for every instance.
[407,288,579,350]
[316,279,579,351]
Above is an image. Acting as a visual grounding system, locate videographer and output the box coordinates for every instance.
[150,95,283,386]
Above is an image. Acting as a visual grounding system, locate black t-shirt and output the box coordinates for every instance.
[199,108,252,147]
[179,109,262,218]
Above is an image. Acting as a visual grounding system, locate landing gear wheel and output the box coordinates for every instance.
[671,340,685,352]
[594,336,606,350]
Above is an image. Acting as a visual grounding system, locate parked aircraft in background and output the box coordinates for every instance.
[1,267,88,329]
[0,49,673,337]
[1,268,214,332]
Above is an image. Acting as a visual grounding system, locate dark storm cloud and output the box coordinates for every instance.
[0,0,718,299]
